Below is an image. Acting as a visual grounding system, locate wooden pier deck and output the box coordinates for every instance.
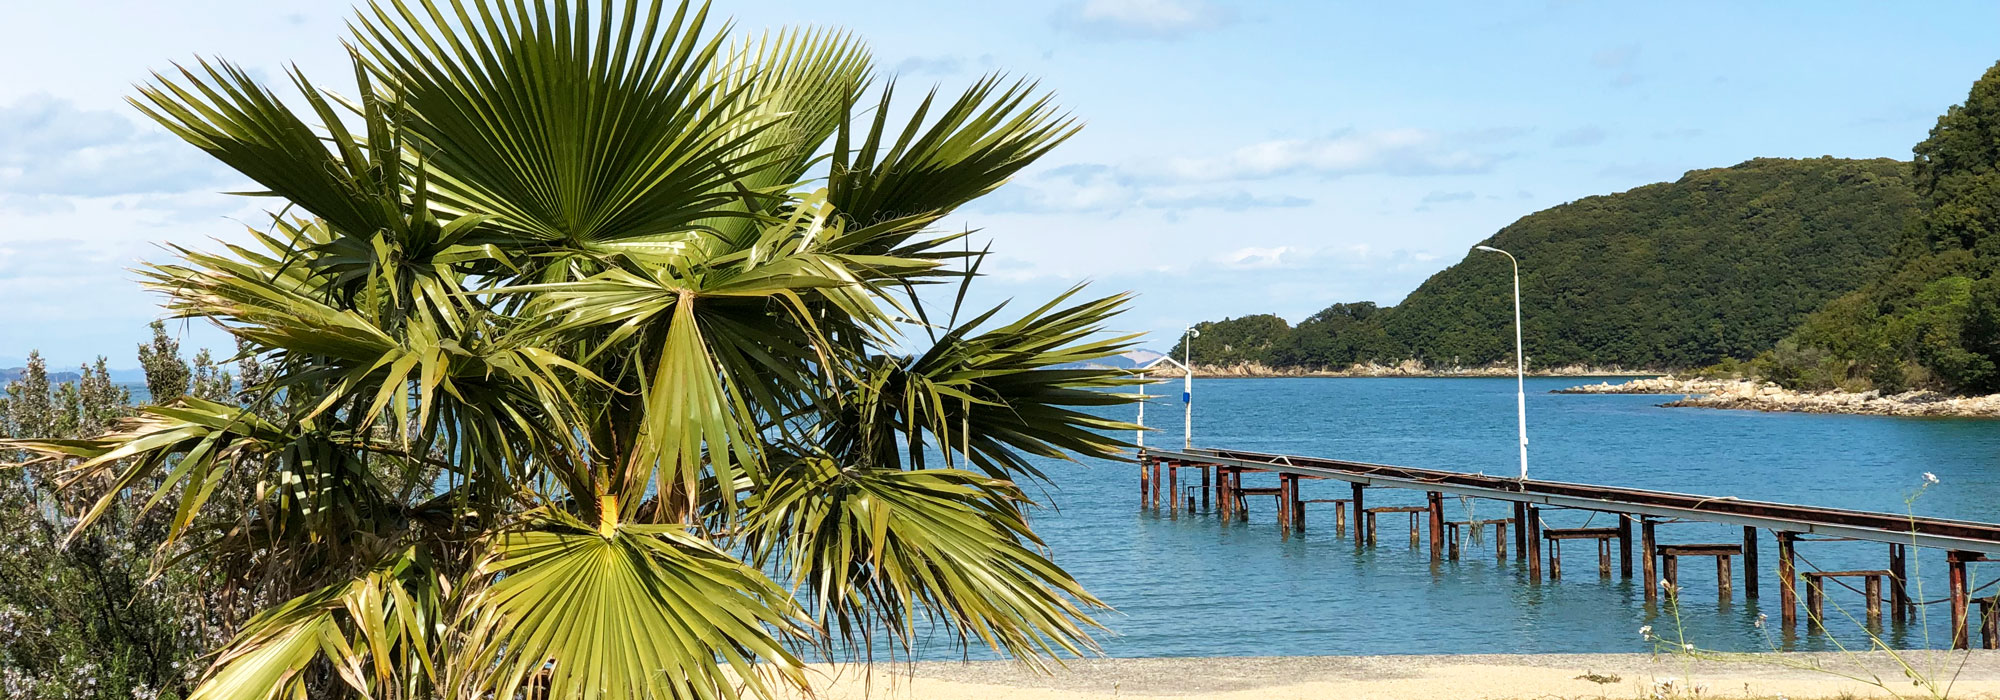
[1137,446,1999,649]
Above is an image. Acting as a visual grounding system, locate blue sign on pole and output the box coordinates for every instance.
[1182,391,1191,404]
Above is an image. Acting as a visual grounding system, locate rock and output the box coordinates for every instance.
[1559,375,2000,419]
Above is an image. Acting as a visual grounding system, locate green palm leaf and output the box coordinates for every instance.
[748,461,1105,667]
[826,76,1079,259]
[353,0,777,252]
[460,509,808,700]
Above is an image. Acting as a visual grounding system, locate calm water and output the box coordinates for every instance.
[999,377,2000,659]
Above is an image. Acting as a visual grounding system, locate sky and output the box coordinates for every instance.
[3,0,1999,368]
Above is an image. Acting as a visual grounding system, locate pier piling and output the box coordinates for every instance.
[1619,516,1634,578]
[1950,551,1972,649]
[1743,527,1759,598]
[1150,459,1162,509]
[1525,506,1543,581]
[1200,466,1211,511]
[1351,483,1366,547]
[1427,492,1445,562]
[1777,531,1798,628]
[1512,502,1528,559]
[1642,519,1658,603]
[1889,543,1909,623]
[1144,454,1160,508]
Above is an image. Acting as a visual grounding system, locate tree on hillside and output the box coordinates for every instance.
[2,2,1140,699]
[1273,302,1394,369]
[1171,314,1291,366]
[1914,61,2000,256]
[1768,60,2000,393]
[1170,158,1918,372]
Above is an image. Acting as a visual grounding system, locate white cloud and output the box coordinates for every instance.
[975,126,1512,215]
[1053,0,1233,40]
[1218,245,1294,269]
[975,163,1314,215]
[0,94,232,198]
[1156,129,1508,182]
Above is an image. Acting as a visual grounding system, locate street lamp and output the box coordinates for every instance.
[1474,245,1528,481]
[1181,327,1199,449]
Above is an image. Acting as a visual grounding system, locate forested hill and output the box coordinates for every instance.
[1173,157,1920,370]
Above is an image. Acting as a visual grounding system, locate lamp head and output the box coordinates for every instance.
[1474,245,1502,253]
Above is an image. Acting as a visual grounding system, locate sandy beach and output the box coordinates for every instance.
[786,651,2000,699]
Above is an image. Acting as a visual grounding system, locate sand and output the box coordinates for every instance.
[780,651,2000,699]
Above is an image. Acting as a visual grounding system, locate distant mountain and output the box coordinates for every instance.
[1,367,82,384]
[0,367,148,385]
[1174,157,1921,370]
[1061,348,1169,370]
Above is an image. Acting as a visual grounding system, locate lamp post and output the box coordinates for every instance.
[1474,245,1528,481]
[1182,327,1199,449]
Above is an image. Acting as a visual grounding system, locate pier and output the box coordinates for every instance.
[1136,446,2000,650]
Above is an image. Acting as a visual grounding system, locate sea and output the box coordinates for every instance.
[960,376,2000,660]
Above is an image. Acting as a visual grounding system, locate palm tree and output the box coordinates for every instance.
[2,1,1142,698]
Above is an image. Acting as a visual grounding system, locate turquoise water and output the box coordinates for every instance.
[1010,377,2000,658]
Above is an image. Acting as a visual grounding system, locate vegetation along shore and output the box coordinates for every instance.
[1558,375,2000,417]
[1177,60,2000,409]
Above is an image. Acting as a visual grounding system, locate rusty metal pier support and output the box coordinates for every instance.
[1951,551,1973,649]
[1742,526,1759,598]
[1642,518,1659,602]
[1138,454,1151,508]
[1619,515,1634,578]
[1802,570,1889,628]
[1543,527,1619,579]
[1777,531,1799,628]
[1888,543,1910,623]
[1512,502,1529,561]
[1351,483,1367,547]
[1200,465,1211,511]
[1427,491,1445,562]
[1524,505,1543,581]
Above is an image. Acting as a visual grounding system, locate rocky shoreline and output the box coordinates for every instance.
[1556,376,2000,418]
[1136,360,1655,379]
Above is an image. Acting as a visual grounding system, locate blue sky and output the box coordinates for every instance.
[3,0,1998,368]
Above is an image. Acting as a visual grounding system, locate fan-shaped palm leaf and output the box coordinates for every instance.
[458,509,808,700]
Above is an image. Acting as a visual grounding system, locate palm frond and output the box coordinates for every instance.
[826,76,1078,259]
[352,0,779,251]
[186,547,441,700]
[747,461,1105,668]
[459,509,809,700]
[1,397,287,545]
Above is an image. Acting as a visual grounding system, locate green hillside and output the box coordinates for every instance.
[1756,61,2000,394]
[1174,157,1920,370]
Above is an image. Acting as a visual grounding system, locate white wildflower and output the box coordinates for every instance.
[1923,472,1939,485]
[1684,643,1695,651]
[1639,624,1654,639]
[1755,612,1768,628]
